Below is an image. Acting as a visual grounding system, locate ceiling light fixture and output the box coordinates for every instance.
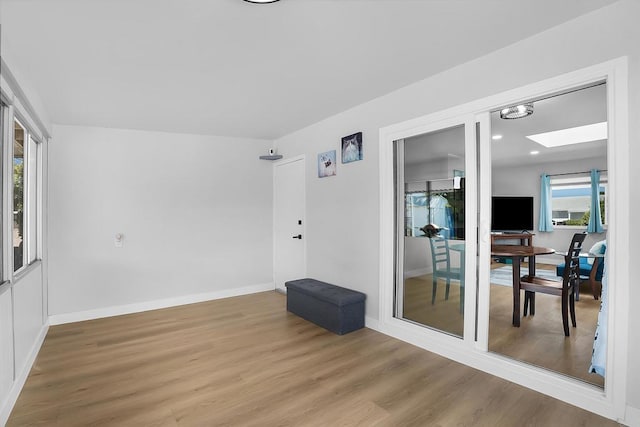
[530,150,540,155]
[500,103,534,119]
[243,0,280,3]
[492,134,503,140]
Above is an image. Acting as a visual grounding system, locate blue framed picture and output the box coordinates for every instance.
[341,132,363,163]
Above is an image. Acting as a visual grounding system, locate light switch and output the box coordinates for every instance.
[115,233,124,248]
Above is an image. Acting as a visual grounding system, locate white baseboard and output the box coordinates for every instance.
[365,316,380,331]
[625,405,640,427]
[49,282,275,325]
[404,268,432,278]
[0,321,49,426]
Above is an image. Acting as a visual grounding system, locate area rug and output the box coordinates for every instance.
[490,265,561,287]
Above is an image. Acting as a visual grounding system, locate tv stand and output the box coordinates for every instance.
[491,232,534,247]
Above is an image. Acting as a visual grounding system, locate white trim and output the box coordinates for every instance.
[0,74,16,106]
[1,105,12,282]
[13,99,43,143]
[378,57,628,421]
[273,154,305,167]
[604,56,629,422]
[0,321,48,427]
[476,111,492,352]
[462,116,478,345]
[394,140,405,316]
[48,282,274,325]
[364,316,380,331]
[0,58,50,139]
[625,405,640,427]
[551,225,608,234]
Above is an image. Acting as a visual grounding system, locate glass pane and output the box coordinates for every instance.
[488,83,607,388]
[13,120,26,271]
[395,124,466,337]
[27,135,38,263]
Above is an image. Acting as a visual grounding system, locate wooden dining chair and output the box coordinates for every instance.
[520,232,587,336]
[429,236,463,312]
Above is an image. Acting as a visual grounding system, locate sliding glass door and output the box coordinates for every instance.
[393,119,477,340]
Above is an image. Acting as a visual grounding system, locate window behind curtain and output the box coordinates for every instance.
[551,174,607,227]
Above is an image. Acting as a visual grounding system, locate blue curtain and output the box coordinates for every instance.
[588,169,604,233]
[538,174,553,232]
[428,195,453,239]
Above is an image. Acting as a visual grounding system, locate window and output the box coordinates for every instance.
[13,120,25,271]
[405,191,427,237]
[551,174,607,227]
[26,134,40,264]
[12,118,40,272]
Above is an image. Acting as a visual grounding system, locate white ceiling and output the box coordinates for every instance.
[0,0,617,140]
[490,83,607,167]
[404,83,607,168]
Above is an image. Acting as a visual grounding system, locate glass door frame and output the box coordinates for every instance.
[378,57,629,421]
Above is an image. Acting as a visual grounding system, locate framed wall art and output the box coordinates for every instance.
[341,132,363,163]
[318,150,336,178]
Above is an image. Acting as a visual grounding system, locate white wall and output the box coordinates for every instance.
[0,287,13,407]
[12,266,44,372]
[403,237,430,277]
[273,0,639,418]
[0,265,46,425]
[48,125,274,317]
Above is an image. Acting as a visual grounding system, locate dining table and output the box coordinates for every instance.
[490,245,556,327]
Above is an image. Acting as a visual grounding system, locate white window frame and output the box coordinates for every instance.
[10,113,42,278]
[0,102,7,287]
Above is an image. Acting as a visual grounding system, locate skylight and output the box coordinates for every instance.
[526,122,607,148]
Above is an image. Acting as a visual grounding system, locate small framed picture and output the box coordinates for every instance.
[318,150,336,178]
[341,132,363,163]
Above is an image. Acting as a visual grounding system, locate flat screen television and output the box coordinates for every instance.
[491,196,534,232]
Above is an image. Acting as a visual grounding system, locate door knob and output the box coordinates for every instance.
[292,234,302,239]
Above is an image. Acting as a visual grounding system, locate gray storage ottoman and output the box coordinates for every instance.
[285,278,366,335]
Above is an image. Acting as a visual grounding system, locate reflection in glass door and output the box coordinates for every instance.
[394,125,466,337]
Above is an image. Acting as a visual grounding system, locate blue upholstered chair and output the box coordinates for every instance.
[556,240,606,300]
[429,235,464,312]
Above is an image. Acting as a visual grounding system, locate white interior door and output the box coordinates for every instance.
[273,157,306,292]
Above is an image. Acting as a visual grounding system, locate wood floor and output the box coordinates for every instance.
[403,264,604,387]
[9,291,616,426]
[488,277,604,387]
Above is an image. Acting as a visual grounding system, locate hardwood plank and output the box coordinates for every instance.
[8,291,616,426]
